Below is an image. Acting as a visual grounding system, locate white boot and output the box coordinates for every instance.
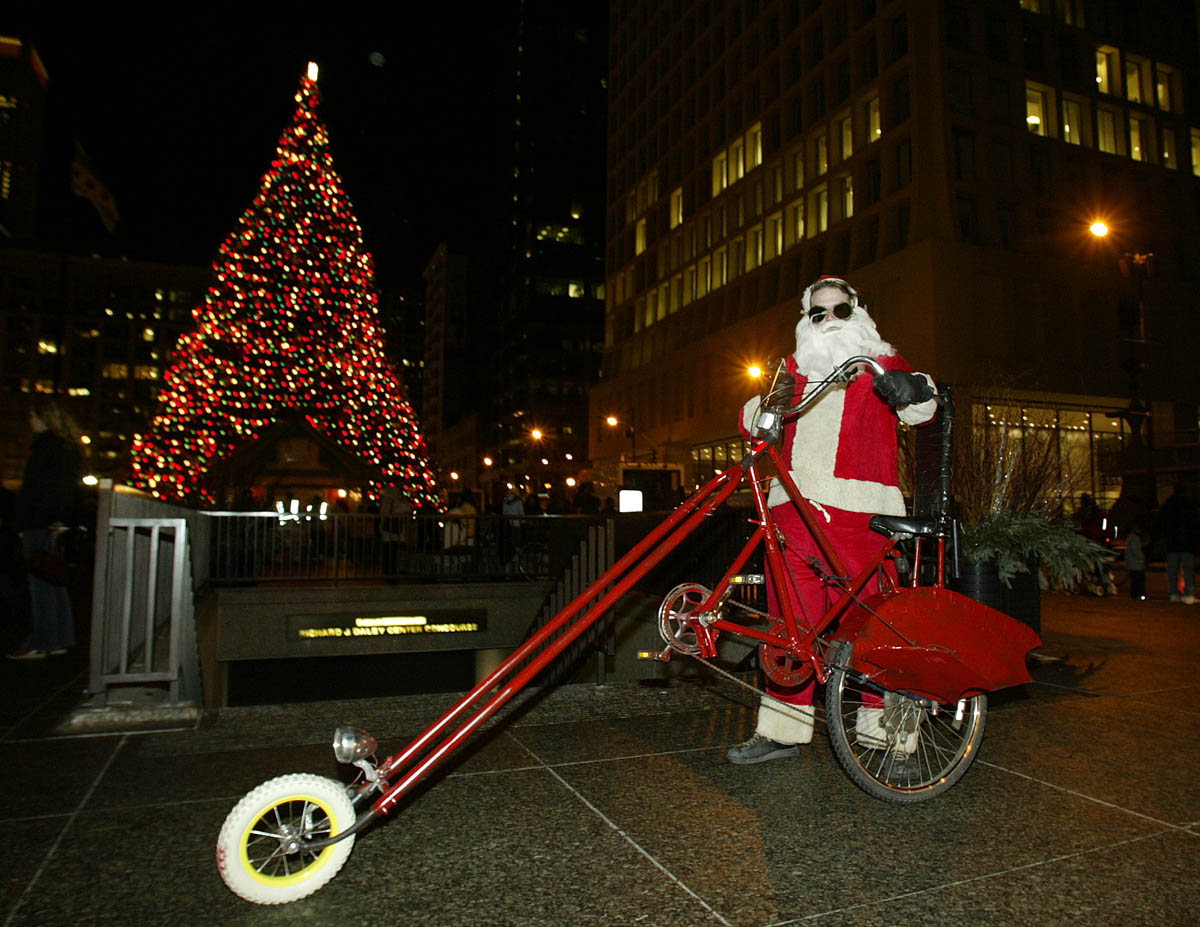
[855,704,919,754]
[756,695,815,745]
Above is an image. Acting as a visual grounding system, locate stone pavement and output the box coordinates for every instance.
[0,574,1197,926]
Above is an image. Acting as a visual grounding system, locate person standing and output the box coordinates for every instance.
[1124,523,1148,601]
[8,399,84,660]
[1155,484,1200,604]
[726,275,939,764]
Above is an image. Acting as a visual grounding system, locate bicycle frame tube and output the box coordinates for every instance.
[361,460,751,819]
[696,442,907,684]
[332,356,927,833]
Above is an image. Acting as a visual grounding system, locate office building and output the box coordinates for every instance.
[596,0,1200,510]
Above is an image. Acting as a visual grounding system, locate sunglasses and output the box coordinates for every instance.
[807,301,854,324]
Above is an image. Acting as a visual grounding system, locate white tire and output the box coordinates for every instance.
[216,774,357,904]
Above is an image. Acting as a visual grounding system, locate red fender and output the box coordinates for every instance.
[830,587,1042,704]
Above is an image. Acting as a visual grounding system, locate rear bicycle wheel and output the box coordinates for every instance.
[825,643,986,803]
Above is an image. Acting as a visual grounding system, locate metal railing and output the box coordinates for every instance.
[202,512,610,585]
[88,486,204,708]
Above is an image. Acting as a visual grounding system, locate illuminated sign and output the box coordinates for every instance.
[289,609,486,642]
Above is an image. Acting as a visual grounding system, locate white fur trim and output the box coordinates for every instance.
[897,373,939,426]
[766,387,906,516]
[756,695,815,744]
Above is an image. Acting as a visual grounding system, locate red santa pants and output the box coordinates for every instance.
[764,501,893,707]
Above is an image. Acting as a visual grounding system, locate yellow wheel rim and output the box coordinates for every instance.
[239,792,340,887]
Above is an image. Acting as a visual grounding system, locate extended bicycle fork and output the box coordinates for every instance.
[299,454,759,852]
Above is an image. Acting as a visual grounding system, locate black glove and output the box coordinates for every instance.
[763,364,796,411]
[873,370,934,406]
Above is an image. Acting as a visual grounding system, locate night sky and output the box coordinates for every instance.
[18,16,515,288]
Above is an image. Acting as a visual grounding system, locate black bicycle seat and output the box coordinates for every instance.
[868,514,939,538]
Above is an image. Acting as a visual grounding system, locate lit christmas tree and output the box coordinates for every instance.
[130,63,441,510]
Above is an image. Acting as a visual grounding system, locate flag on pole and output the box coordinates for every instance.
[70,141,119,233]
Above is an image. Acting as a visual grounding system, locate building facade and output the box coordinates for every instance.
[0,35,47,243]
[595,0,1200,513]
[0,248,207,486]
[422,3,609,508]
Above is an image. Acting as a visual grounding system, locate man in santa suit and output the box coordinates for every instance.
[727,275,939,764]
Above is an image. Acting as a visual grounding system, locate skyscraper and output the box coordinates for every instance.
[598,0,1200,510]
[0,35,47,242]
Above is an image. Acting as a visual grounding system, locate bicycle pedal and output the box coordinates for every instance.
[730,574,765,585]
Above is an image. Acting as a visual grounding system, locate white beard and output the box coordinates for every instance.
[793,309,895,379]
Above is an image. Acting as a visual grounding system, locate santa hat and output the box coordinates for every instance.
[801,275,861,313]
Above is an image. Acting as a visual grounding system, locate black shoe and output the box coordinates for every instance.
[726,734,800,765]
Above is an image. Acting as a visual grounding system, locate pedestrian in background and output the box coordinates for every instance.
[1154,483,1200,604]
[8,399,83,660]
[1124,522,1148,601]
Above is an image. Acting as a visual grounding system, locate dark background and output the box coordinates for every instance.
[15,15,516,287]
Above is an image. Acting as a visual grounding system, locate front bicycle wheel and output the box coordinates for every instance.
[216,774,357,904]
[825,644,986,803]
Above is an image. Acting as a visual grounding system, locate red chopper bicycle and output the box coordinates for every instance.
[216,355,1041,905]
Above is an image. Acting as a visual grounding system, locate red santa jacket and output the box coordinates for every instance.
[739,354,937,515]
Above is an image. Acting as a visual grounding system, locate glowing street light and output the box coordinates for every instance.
[747,363,764,379]
[1089,220,1109,238]
[530,428,543,441]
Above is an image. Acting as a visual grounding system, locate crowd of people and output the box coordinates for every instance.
[1075,485,1200,603]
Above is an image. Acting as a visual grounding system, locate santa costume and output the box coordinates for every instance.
[728,276,938,763]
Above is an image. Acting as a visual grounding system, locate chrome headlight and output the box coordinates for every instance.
[332,725,378,764]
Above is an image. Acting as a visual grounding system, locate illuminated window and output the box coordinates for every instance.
[712,152,728,196]
[635,218,646,255]
[1096,46,1118,94]
[1025,84,1052,135]
[790,199,806,245]
[670,187,683,228]
[746,225,762,271]
[766,211,784,260]
[793,150,805,190]
[671,274,683,312]
[808,186,828,237]
[134,365,159,380]
[1019,0,1040,9]
[866,97,881,143]
[815,133,828,174]
[37,340,58,354]
[1162,129,1177,169]
[838,115,852,161]
[1124,55,1146,104]
[1129,115,1147,161]
[698,257,711,297]
[730,138,746,182]
[1155,63,1175,112]
[1061,96,1086,145]
[1097,107,1119,154]
[714,247,728,287]
[839,175,853,220]
[102,363,129,379]
[683,266,696,306]
[1191,130,1200,177]
[746,123,763,170]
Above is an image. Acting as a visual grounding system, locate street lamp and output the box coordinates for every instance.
[605,414,636,459]
[1088,218,1157,503]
